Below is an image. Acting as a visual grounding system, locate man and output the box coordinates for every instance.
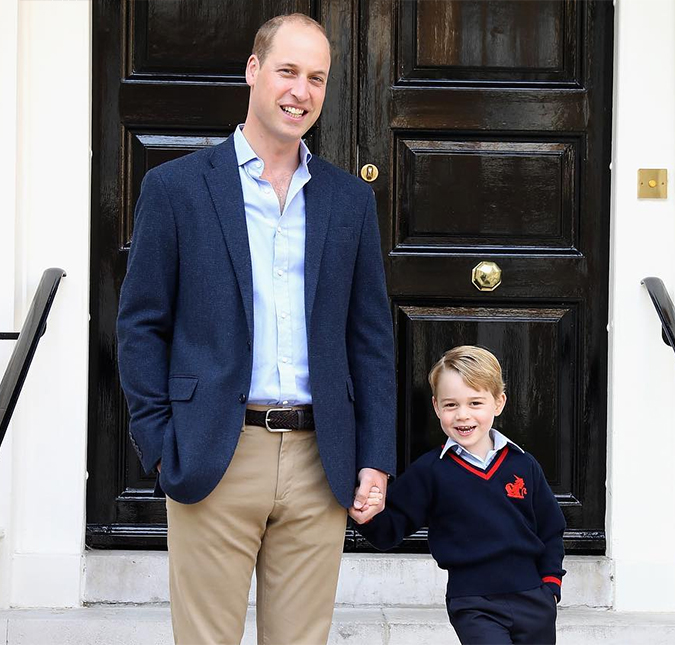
[117,13,396,645]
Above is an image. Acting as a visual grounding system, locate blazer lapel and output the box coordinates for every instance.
[304,161,333,326]
[204,137,254,339]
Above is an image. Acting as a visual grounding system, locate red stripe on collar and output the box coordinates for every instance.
[448,447,510,480]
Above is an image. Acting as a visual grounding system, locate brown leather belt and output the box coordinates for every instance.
[245,406,315,432]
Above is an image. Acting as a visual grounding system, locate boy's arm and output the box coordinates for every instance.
[355,455,433,551]
[532,458,567,602]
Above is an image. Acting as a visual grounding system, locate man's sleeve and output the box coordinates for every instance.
[357,457,433,550]
[346,188,396,476]
[532,458,567,602]
[117,169,178,474]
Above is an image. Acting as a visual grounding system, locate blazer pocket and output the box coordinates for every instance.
[168,376,199,401]
[346,375,356,402]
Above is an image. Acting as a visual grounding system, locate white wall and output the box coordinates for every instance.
[0,0,20,612]
[0,0,91,608]
[608,0,675,612]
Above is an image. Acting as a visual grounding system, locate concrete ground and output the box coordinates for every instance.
[2,553,670,644]
[2,605,675,644]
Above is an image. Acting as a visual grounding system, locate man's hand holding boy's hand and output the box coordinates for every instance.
[349,467,388,524]
[348,485,383,524]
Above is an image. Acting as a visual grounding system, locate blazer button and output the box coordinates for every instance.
[239,394,247,403]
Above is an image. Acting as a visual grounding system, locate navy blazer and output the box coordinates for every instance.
[117,136,396,505]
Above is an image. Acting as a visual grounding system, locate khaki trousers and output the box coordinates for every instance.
[166,419,348,645]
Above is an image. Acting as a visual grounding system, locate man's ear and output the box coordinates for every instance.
[245,54,259,88]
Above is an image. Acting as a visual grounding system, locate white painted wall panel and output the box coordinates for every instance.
[608,0,675,612]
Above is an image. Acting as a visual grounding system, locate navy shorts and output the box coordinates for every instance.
[446,585,557,644]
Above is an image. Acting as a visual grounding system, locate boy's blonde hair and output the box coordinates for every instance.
[428,346,505,400]
[253,13,329,66]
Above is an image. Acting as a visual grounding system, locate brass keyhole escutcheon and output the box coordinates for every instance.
[472,261,502,292]
[360,164,379,182]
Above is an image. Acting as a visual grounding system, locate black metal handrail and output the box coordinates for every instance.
[0,268,66,446]
[641,276,675,350]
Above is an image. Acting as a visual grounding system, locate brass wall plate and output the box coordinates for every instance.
[638,169,667,199]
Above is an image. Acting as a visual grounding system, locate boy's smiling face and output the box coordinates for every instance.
[432,369,506,460]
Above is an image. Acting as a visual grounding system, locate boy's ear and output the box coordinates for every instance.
[432,396,441,418]
[494,393,507,417]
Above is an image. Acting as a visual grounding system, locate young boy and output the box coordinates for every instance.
[352,346,565,645]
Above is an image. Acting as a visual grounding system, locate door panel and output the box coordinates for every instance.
[396,138,578,249]
[399,0,578,83]
[396,304,579,506]
[88,0,353,548]
[130,0,301,78]
[359,0,612,553]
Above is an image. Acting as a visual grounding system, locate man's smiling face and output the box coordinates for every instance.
[245,21,331,145]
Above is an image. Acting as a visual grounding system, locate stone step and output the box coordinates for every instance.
[84,552,612,608]
[2,605,675,645]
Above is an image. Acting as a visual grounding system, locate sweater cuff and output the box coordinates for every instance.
[542,576,562,603]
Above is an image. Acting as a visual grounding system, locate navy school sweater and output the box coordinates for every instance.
[357,445,566,600]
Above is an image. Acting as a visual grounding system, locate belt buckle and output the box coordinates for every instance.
[265,407,293,432]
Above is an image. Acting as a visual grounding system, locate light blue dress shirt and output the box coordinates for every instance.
[440,428,524,469]
[233,125,312,405]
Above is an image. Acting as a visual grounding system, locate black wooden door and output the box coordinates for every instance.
[88,0,613,553]
[357,0,613,554]
[88,0,356,547]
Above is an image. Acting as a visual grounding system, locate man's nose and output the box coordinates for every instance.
[291,77,310,102]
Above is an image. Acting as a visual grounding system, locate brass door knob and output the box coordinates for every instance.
[360,164,379,182]
[472,261,502,291]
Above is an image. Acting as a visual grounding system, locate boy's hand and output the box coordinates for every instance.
[350,467,388,523]
[348,486,383,524]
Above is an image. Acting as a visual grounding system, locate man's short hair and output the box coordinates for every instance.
[428,346,506,400]
[253,13,329,66]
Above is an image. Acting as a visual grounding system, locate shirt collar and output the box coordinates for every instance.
[233,124,312,172]
[439,428,524,460]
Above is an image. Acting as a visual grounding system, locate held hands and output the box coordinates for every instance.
[348,486,383,524]
[348,467,388,524]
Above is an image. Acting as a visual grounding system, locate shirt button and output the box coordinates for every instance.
[282,357,288,363]
[239,394,247,403]
[277,269,284,276]
[281,312,287,319]
[255,161,262,168]
[277,226,282,233]
[263,188,271,194]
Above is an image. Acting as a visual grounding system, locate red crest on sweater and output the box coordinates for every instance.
[505,475,527,499]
